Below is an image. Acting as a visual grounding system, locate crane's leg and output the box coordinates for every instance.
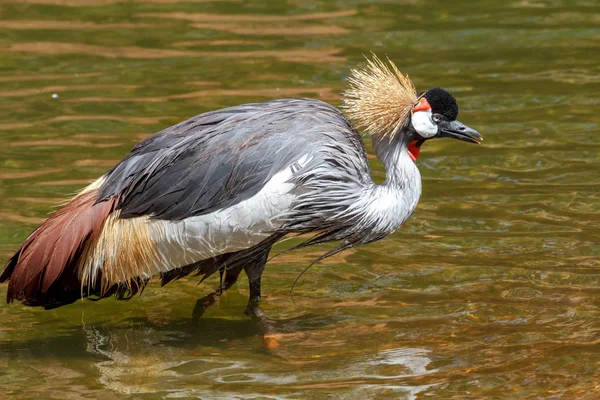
[242,248,281,350]
[192,233,282,319]
[193,264,243,319]
[244,250,268,318]
[217,265,244,294]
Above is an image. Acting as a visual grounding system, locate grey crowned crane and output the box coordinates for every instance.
[1,56,482,315]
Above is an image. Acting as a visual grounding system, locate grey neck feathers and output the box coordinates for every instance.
[372,131,414,187]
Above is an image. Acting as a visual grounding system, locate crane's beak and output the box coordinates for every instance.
[437,120,482,144]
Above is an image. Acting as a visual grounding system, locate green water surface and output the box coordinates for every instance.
[1,0,599,398]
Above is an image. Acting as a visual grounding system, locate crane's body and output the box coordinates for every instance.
[1,56,481,313]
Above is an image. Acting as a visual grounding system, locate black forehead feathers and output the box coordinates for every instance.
[424,87,459,121]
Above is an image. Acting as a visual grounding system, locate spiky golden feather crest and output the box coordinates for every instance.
[342,55,418,139]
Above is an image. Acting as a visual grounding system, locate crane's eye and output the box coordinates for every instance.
[432,114,443,124]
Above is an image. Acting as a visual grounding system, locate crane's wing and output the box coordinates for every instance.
[98,98,369,220]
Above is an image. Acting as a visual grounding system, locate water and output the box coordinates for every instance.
[1,0,599,398]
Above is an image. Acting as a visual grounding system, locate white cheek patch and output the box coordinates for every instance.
[411,110,438,138]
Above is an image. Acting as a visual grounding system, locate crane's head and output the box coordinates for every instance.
[343,55,482,162]
[407,87,482,161]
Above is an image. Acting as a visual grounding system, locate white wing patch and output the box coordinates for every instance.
[140,155,312,278]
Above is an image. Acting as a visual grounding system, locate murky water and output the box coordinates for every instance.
[1,0,599,398]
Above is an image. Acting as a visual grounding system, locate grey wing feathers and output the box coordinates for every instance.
[96,98,371,221]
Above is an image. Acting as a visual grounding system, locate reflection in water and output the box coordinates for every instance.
[0,72,104,83]
[0,85,140,98]
[0,212,45,225]
[1,0,599,398]
[78,317,439,398]
[137,10,357,36]
[190,24,350,36]
[6,0,238,5]
[9,42,346,63]
[367,348,437,377]
[0,168,63,180]
[10,139,120,148]
[136,10,357,23]
[0,21,157,30]
[65,86,339,103]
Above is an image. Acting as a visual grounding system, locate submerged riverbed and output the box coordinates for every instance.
[1,0,599,398]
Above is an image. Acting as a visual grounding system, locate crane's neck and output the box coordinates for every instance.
[359,132,422,236]
[373,133,420,187]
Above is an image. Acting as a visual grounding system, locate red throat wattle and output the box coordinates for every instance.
[408,140,421,162]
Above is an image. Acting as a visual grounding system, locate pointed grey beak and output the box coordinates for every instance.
[438,120,482,144]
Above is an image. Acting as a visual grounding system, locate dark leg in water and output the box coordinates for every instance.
[191,233,283,319]
[218,265,244,294]
[243,248,282,350]
[244,250,268,318]
[193,264,243,318]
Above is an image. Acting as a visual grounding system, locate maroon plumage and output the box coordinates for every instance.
[0,189,117,308]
